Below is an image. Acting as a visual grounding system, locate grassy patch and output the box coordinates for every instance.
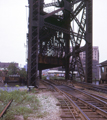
[0,89,57,120]
[37,111,48,118]
[0,90,40,120]
[42,76,46,80]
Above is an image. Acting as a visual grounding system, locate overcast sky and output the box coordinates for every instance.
[0,0,107,67]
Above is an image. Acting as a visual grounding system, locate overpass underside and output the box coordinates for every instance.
[38,55,65,70]
[27,0,93,87]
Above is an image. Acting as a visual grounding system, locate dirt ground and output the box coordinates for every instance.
[14,90,62,120]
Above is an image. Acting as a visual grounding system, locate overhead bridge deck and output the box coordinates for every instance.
[38,55,65,70]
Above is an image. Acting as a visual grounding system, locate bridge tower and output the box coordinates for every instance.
[27,0,93,87]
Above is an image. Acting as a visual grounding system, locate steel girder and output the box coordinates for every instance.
[28,0,93,87]
[28,0,40,87]
[69,0,92,82]
[86,0,93,83]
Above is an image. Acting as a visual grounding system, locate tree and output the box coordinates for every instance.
[0,71,2,77]
[7,62,18,75]
[7,63,27,81]
[18,68,27,79]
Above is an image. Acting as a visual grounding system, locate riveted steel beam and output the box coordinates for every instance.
[28,0,93,85]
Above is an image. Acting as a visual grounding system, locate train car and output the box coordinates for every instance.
[4,75,20,83]
[100,60,107,83]
[3,75,27,85]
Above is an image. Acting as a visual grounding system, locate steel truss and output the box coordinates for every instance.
[28,0,92,87]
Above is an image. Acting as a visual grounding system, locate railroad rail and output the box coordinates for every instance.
[49,79,107,93]
[42,80,89,120]
[75,82,107,93]
[88,92,107,103]
[42,80,107,119]
[0,100,13,118]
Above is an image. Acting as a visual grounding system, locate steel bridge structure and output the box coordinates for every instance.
[27,0,92,87]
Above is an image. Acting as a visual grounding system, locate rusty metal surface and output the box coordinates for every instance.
[38,55,65,70]
[38,55,64,65]
[28,0,93,87]
[0,100,13,118]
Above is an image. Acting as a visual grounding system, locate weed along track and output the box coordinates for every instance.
[0,84,62,120]
[0,89,41,120]
[43,80,107,120]
[1,80,107,120]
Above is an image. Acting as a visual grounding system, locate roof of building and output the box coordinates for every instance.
[100,60,107,66]
[0,62,18,68]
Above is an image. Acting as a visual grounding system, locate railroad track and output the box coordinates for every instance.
[0,100,13,118]
[42,80,107,120]
[49,79,107,93]
[75,82,107,93]
[42,80,89,120]
[82,90,107,103]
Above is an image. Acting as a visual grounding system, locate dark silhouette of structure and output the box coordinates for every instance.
[27,0,93,87]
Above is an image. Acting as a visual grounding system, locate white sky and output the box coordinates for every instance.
[0,0,107,67]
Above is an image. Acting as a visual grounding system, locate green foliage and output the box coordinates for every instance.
[2,105,33,120]
[0,90,40,120]
[15,85,20,87]
[14,106,33,115]
[2,110,15,120]
[0,71,3,77]
[7,62,18,75]
[37,111,48,118]
[7,62,27,80]
[0,90,26,104]
[49,76,65,80]
[30,88,38,94]
[42,76,46,80]
[18,68,27,79]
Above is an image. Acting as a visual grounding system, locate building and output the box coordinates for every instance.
[70,46,99,79]
[93,46,99,61]
[79,46,99,61]
[0,62,18,69]
[24,64,27,71]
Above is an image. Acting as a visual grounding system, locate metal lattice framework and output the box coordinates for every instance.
[28,0,92,87]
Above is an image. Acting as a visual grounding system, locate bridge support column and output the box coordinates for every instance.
[65,34,70,80]
[39,70,42,80]
[27,0,40,87]
[86,0,93,83]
